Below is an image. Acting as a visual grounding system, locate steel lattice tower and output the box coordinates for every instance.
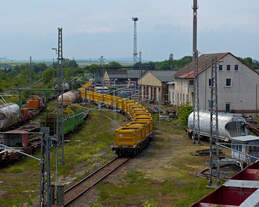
[57,27,65,165]
[132,17,138,64]
[209,56,220,186]
[192,0,200,144]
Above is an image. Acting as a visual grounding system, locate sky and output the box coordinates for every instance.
[0,0,258,61]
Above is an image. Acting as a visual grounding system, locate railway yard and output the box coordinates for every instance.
[1,1,259,206]
[1,84,256,207]
[0,103,214,207]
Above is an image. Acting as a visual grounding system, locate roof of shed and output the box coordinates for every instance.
[149,70,176,82]
[106,70,145,79]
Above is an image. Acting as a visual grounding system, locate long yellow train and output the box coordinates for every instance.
[79,82,153,157]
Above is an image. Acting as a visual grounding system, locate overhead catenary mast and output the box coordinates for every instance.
[57,27,65,165]
[192,0,200,144]
[132,17,138,64]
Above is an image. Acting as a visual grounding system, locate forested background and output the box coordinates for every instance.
[0,56,258,95]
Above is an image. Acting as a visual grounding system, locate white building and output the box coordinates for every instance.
[170,52,259,113]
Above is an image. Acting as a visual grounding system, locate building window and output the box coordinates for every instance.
[186,94,189,103]
[226,78,232,87]
[226,103,231,113]
[227,65,231,71]
[219,65,223,71]
[209,78,212,87]
[235,65,239,71]
[189,80,194,85]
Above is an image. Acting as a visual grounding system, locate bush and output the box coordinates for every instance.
[177,104,193,128]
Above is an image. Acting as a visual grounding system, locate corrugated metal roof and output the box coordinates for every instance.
[149,70,176,82]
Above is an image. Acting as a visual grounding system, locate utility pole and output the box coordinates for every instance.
[139,51,142,102]
[169,53,174,70]
[40,128,53,207]
[113,79,117,130]
[209,56,220,186]
[29,56,32,88]
[192,0,200,144]
[132,17,138,65]
[100,56,105,87]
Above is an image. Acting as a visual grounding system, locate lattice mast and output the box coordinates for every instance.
[192,0,200,144]
[209,56,220,186]
[132,17,138,64]
[57,27,65,165]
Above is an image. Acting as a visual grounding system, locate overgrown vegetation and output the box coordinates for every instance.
[177,104,193,128]
[0,108,127,207]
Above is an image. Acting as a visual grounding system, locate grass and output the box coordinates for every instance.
[91,115,214,207]
[0,107,127,207]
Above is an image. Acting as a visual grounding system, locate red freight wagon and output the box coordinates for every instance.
[190,161,259,207]
[3,130,29,147]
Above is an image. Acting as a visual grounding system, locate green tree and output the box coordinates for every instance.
[42,68,56,84]
[106,61,122,69]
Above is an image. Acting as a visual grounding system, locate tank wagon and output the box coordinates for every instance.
[79,82,153,157]
[0,93,47,131]
[187,111,248,142]
[58,90,81,106]
[0,104,20,130]
[55,82,70,92]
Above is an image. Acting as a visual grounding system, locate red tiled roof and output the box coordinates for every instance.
[175,52,259,79]
[175,53,227,79]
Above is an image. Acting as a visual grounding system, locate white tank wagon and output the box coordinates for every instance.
[0,103,20,130]
[58,90,81,106]
[55,82,70,92]
[187,111,248,142]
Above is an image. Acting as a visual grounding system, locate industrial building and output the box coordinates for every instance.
[103,69,144,86]
[138,70,176,104]
[170,52,259,113]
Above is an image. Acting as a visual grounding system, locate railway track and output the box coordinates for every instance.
[63,157,129,206]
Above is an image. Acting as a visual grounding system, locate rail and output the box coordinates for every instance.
[63,157,129,206]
